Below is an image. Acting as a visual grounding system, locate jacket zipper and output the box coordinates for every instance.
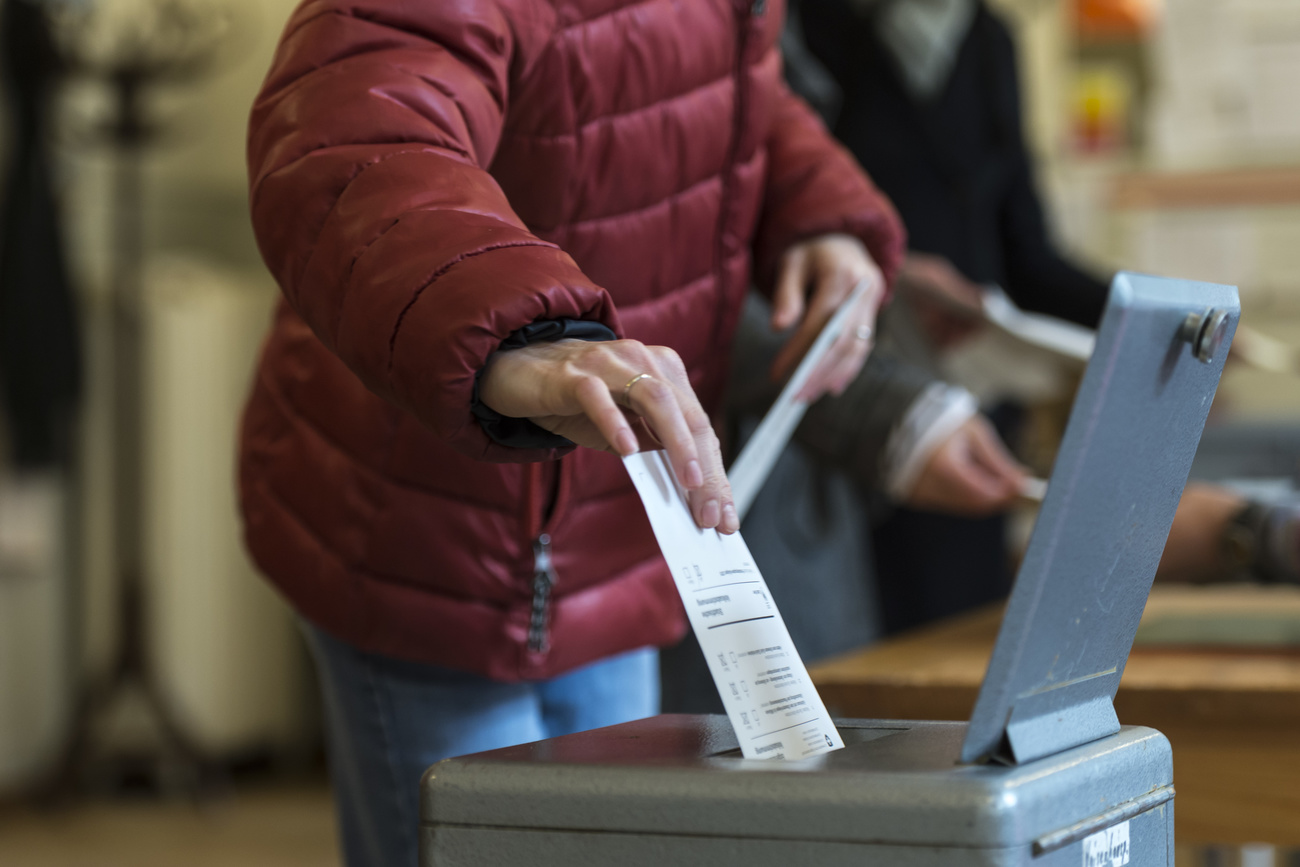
[712,0,762,346]
[527,461,567,653]
[528,532,558,652]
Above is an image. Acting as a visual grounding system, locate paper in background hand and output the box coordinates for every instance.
[624,450,842,760]
[980,286,1096,363]
[728,278,872,522]
[939,288,1094,406]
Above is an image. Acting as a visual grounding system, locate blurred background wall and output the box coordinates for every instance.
[66,0,307,756]
[0,0,308,795]
[994,0,1300,417]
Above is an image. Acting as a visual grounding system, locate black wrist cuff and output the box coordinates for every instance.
[471,319,618,450]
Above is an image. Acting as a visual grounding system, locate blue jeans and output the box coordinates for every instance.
[301,624,659,867]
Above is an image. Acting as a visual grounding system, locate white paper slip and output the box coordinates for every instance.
[728,278,872,522]
[1019,476,1048,503]
[1233,323,1300,374]
[625,450,843,760]
[982,285,1096,363]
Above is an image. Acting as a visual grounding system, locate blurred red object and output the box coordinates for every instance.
[1072,0,1159,40]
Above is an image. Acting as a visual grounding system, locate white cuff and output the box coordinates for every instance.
[883,383,979,501]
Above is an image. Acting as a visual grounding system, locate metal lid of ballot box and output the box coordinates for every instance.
[961,273,1238,765]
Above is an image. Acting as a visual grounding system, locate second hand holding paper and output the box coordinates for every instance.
[727,278,873,522]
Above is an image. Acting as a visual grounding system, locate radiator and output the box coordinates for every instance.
[0,472,72,792]
[141,258,311,756]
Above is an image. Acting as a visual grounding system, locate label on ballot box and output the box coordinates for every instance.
[1082,821,1130,867]
[625,450,842,760]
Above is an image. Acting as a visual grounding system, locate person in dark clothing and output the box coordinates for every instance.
[799,0,1109,330]
[659,0,1299,713]
[661,0,1092,708]
[794,0,1112,633]
[0,0,82,468]
[660,289,1026,715]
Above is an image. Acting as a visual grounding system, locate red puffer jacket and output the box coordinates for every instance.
[240,0,904,681]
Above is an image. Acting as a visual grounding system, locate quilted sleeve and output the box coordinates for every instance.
[753,81,907,299]
[247,0,618,462]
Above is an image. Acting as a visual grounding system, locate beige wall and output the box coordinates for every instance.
[62,0,301,294]
[61,0,307,750]
[992,0,1300,422]
[146,0,301,269]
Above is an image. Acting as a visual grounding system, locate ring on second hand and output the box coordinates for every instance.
[622,372,654,407]
[855,325,873,342]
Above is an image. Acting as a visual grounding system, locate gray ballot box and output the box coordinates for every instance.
[420,274,1238,867]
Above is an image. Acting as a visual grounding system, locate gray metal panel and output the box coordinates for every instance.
[421,715,1172,849]
[1190,422,1300,482]
[961,273,1239,765]
[423,801,1171,867]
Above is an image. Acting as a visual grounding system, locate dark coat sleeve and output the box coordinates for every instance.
[728,294,932,491]
[987,16,1110,329]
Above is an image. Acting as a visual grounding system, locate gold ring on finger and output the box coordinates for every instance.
[622,373,654,407]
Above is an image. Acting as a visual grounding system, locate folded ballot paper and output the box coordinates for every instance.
[621,287,876,760]
[625,449,842,760]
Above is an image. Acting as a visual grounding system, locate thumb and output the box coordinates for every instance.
[771,247,808,332]
[966,419,1027,495]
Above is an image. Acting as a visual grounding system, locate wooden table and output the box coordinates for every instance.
[809,585,1300,847]
[1110,165,1300,211]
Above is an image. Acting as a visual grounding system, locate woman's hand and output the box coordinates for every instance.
[479,338,738,534]
[769,233,884,400]
[898,252,986,349]
[903,414,1027,516]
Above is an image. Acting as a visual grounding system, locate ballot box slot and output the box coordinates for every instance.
[707,724,907,758]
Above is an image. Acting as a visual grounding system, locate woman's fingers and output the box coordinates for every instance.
[798,299,878,400]
[629,348,737,533]
[622,367,703,490]
[791,279,881,400]
[965,416,1026,495]
[770,245,808,332]
[816,327,875,398]
[571,374,640,456]
[770,281,840,385]
[478,337,735,533]
[771,235,883,397]
[905,416,1025,515]
[939,418,1023,513]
